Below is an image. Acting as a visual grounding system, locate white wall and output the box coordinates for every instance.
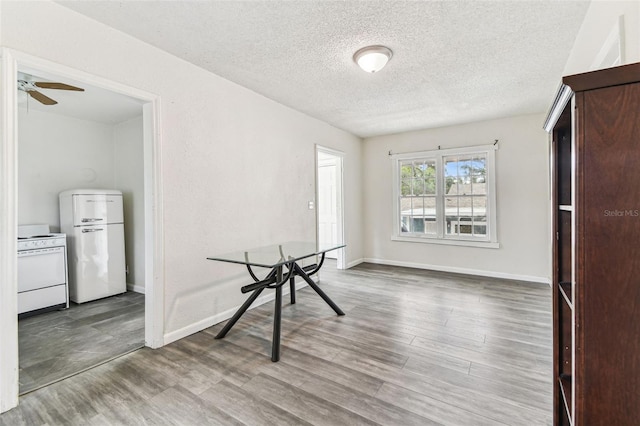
[18,107,115,230]
[1,1,363,340]
[563,0,640,74]
[114,116,145,291]
[363,114,550,283]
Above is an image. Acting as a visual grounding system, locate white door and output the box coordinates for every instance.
[316,148,345,267]
[318,160,338,258]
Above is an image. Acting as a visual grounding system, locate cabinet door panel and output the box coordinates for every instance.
[579,83,640,423]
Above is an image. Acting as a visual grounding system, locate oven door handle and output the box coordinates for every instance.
[17,246,65,257]
[81,218,104,223]
[82,228,104,233]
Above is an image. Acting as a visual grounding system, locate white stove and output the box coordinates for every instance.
[17,225,69,316]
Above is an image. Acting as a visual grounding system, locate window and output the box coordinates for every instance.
[392,145,498,248]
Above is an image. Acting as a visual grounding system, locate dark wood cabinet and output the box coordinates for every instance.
[545,62,640,426]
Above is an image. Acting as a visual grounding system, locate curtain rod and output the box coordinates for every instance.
[388,139,499,156]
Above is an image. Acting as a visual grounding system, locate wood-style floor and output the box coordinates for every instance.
[1,262,552,425]
[18,291,145,394]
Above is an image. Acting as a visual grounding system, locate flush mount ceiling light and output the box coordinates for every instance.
[353,45,393,73]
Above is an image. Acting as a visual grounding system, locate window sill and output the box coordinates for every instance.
[391,235,500,249]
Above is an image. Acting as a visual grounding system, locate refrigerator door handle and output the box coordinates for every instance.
[81,218,104,223]
[82,228,104,233]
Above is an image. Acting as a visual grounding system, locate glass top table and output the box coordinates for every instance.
[207,241,345,268]
[207,241,345,362]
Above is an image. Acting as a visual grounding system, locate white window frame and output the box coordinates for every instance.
[391,144,499,248]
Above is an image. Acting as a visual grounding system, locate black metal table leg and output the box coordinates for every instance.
[215,286,265,339]
[289,275,296,304]
[272,266,283,362]
[293,262,345,316]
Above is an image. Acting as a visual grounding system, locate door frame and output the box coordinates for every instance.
[0,48,165,412]
[315,145,346,270]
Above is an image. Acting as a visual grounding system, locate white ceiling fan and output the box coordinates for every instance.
[18,73,84,105]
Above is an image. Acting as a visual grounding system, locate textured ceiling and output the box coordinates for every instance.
[57,1,591,137]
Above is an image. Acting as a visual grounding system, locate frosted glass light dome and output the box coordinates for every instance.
[353,46,393,73]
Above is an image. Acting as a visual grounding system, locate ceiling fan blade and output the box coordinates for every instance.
[28,90,58,105]
[33,82,84,91]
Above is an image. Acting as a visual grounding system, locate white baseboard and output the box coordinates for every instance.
[363,257,550,284]
[163,280,311,345]
[127,283,145,294]
[346,258,364,269]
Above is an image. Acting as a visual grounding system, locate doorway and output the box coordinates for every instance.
[316,146,345,269]
[1,48,164,411]
[17,71,143,394]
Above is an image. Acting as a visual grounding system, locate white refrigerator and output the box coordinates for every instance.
[59,189,126,303]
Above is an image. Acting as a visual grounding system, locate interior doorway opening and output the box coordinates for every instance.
[316,146,345,270]
[17,70,146,395]
[1,48,164,411]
